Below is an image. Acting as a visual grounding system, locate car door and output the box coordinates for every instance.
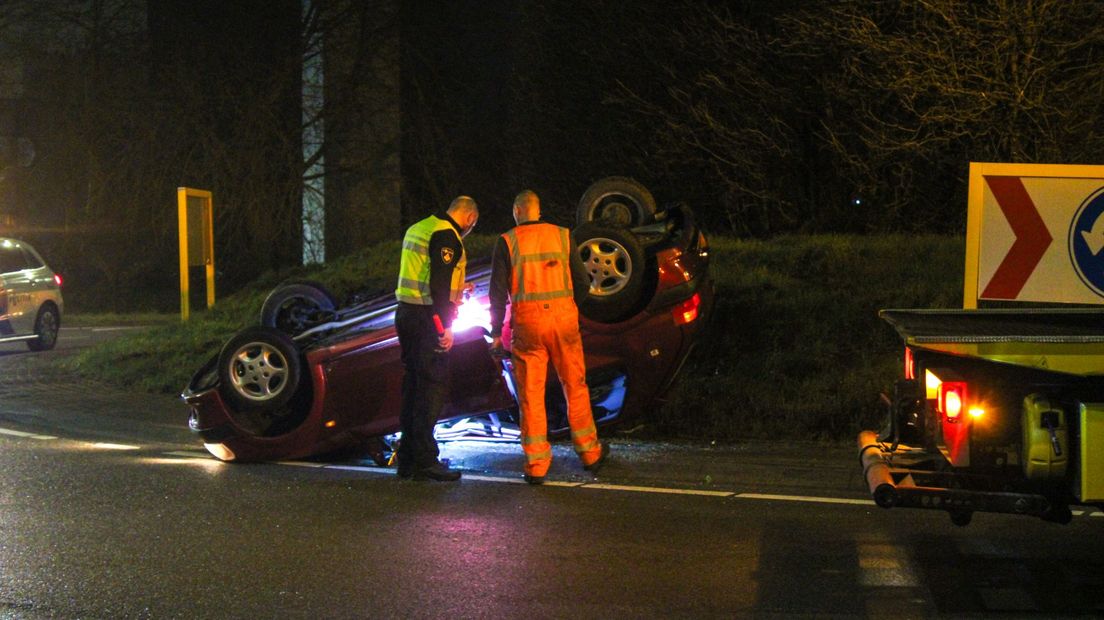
[0,243,30,335]
[20,246,49,325]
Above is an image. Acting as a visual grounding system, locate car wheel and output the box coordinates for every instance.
[260,281,336,337]
[576,176,657,228]
[217,327,302,413]
[26,304,59,351]
[574,223,647,323]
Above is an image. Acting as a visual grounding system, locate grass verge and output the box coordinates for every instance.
[62,233,962,440]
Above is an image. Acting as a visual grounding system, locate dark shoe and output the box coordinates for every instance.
[413,462,462,482]
[583,441,610,473]
[524,474,545,485]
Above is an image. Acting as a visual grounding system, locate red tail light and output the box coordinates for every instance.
[904,347,915,380]
[938,381,967,421]
[54,274,63,287]
[672,292,701,325]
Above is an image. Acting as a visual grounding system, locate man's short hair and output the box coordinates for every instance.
[449,195,479,214]
[513,190,539,208]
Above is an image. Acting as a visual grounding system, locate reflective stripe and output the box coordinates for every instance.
[575,438,600,454]
[516,252,569,262]
[517,290,571,301]
[522,434,548,446]
[398,277,430,294]
[525,448,552,463]
[506,229,525,299]
[402,239,428,253]
[571,423,597,440]
[559,227,572,292]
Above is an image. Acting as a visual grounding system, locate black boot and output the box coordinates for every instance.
[414,461,462,482]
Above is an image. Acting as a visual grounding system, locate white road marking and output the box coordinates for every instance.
[0,427,57,440]
[325,464,394,475]
[736,492,876,506]
[584,483,734,497]
[4,432,1102,518]
[463,474,526,484]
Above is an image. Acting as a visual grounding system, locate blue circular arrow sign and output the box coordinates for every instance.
[1068,186,1104,298]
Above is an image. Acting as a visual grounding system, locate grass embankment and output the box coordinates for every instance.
[65,234,962,440]
[61,235,498,393]
[64,313,178,327]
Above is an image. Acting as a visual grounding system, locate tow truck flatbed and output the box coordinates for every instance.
[880,308,1104,344]
[879,308,1104,377]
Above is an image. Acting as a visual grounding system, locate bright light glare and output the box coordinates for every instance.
[140,457,224,472]
[944,390,962,418]
[203,442,236,461]
[89,442,140,451]
[969,407,984,418]
[452,300,491,333]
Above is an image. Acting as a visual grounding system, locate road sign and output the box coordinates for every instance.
[965,163,1104,308]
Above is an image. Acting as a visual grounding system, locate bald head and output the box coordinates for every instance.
[513,190,540,225]
[447,195,479,237]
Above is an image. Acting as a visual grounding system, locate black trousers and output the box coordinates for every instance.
[395,303,450,469]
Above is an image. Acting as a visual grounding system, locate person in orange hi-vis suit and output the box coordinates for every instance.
[489,190,609,484]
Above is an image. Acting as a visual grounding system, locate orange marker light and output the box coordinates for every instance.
[325,420,336,428]
[672,293,701,325]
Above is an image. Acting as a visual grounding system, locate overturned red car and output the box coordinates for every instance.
[183,178,713,462]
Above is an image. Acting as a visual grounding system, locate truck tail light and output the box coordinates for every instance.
[904,347,915,380]
[939,381,967,421]
[54,274,62,287]
[672,292,701,325]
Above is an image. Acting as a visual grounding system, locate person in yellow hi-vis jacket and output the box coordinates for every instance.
[489,190,608,484]
[394,195,478,481]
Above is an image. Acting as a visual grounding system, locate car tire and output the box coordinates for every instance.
[574,223,647,323]
[260,281,337,337]
[217,327,302,413]
[26,304,59,351]
[576,176,657,228]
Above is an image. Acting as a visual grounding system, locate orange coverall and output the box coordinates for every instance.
[499,223,602,477]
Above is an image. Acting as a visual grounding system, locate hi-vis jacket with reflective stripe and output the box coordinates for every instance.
[501,222,574,305]
[395,215,466,306]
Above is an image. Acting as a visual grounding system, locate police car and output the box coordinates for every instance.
[0,237,63,351]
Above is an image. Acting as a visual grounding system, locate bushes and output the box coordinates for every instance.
[653,234,963,440]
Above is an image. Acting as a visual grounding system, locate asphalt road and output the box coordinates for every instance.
[1,327,1103,618]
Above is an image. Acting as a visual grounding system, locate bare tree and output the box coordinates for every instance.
[782,0,1104,230]
[605,2,808,235]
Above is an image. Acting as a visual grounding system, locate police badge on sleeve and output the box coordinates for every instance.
[441,247,455,264]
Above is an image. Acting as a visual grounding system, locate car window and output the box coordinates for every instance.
[0,246,26,273]
[20,247,44,269]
